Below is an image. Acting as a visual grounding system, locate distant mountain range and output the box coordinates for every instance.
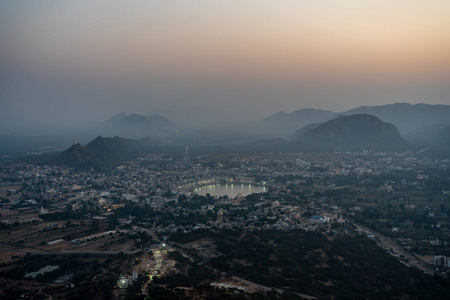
[3,103,449,158]
[290,114,409,152]
[99,113,179,139]
[50,112,444,170]
[262,103,450,145]
[263,108,338,125]
[342,103,450,137]
[261,109,339,136]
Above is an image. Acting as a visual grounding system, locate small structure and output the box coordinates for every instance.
[47,239,64,246]
[118,276,128,289]
[217,210,223,223]
[433,255,450,268]
[92,216,107,231]
[309,215,330,224]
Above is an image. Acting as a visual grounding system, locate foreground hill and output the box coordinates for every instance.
[291,114,409,152]
[168,229,450,300]
[55,136,157,170]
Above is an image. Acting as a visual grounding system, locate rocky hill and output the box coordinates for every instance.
[291,114,409,152]
[55,136,156,170]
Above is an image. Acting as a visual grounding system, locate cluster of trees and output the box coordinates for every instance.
[132,231,155,249]
[1,254,121,299]
[168,250,190,265]
[39,211,82,221]
[166,227,450,298]
[208,229,450,299]
[170,228,216,244]
[351,205,449,243]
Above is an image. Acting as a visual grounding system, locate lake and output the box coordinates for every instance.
[194,183,266,198]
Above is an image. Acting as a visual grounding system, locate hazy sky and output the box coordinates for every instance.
[1,1,449,133]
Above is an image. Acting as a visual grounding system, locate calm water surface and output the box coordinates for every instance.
[194,183,266,198]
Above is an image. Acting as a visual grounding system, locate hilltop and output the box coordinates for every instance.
[54,136,156,170]
[262,103,450,140]
[290,114,409,152]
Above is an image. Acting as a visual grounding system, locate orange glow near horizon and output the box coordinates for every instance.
[2,1,450,84]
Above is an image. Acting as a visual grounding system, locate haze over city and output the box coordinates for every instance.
[1,0,450,134]
[3,2,450,299]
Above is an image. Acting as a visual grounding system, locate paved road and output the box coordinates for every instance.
[348,220,437,276]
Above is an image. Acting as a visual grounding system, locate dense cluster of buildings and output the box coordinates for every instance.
[0,151,449,273]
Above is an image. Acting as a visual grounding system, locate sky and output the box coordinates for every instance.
[1,0,450,134]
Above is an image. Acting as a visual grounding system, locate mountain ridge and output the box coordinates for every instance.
[262,103,450,141]
[290,114,409,152]
[54,136,157,170]
[100,113,178,139]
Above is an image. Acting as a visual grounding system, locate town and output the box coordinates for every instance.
[1,150,449,299]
